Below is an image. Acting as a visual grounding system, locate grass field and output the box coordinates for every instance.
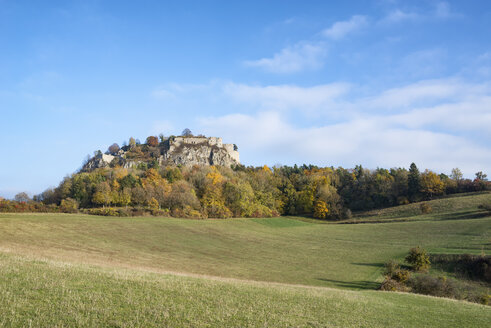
[1,252,489,328]
[0,192,490,326]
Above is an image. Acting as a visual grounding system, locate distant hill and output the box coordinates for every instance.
[83,135,240,172]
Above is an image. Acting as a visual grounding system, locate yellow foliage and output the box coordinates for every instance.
[206,167,224,185]
[147,197,159,210]
[110,179,120,191]
[113,168,128,180]
[261,165,272,173]
[313,200,329,219]
[142,168,163,188]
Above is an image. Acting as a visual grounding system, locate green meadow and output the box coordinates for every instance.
[0,192,490,327]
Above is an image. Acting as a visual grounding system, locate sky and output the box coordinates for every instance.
[1,0,491,198]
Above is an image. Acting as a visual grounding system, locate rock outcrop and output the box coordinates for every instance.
[82,136,239,171]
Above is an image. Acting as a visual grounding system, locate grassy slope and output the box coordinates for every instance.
[0,207,489,290]
[0,193,490,326]
[352,192,491,222]
[1,253,489,328]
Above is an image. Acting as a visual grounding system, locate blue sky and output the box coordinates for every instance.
[1,0,490,198]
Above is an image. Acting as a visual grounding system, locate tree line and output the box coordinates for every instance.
[3,162,488,219]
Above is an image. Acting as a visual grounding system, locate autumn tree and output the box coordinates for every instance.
[224,179,255,217]
[14,192,30,203]
[92,181,112,207]
[474,171,488,191]
[146,136,159,147]
[420,170,444,199]
[129,137,136,148]
[313,200,329,219]
[450,168,463,183]
[107,143,120,154]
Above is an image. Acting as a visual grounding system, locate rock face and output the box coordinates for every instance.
[82,136,240,171]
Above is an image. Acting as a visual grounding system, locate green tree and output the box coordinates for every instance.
[92,182,112,207]
[408,163,421,202]
[405,247,431,272]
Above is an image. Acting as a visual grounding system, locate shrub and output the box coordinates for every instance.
[60,198,79,213]
[405,247,431,272]
[478,202,491,212]
[341,208,353,220]
[420,202,432,214]
[379,278,409,292]
[383,260,411,283]
[408,274,456,298]
[430,253,491,283]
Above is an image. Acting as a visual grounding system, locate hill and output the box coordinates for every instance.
[83,135,240,171]
[0,192,490,326]
[1,252,489,327]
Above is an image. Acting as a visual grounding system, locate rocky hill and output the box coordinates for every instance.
[82,136,240,171]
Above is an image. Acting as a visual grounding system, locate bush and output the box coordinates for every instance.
[405,247,431,272]
[420,202,432,214]
[478,202,491,212]
[408,275,456,298]
[86,207,119,216]
[379,278,409,292]
[383,260,411,283]
[430,253,491,283]
[408,274,489,305]
[60,198,79,213]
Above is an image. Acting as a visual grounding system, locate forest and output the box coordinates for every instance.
[2,158,489,219]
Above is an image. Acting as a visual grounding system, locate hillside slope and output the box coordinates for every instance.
[1,253,489,328]
[0,210,489,289]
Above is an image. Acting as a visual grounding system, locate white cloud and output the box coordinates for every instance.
[152,78,491,174]
[381,9,420,24]
[222,82,350,111]
[323,15,368,40]
[198,110,491,175]
[244,42,327,74]
[244,15,368,74]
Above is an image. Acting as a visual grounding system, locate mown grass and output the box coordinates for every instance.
[0,208,489,290]
[1,253,489,328]
[351,192,491,222]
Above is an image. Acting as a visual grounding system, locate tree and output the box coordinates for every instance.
[408,163,421,202]
[60,198,79,213]
[420,170,444,199]
[14,192,30,203]
[405,247,431,272]
[313,200,329,219]
[475,171,488,181]
[450,168,463,183]
[107,143,120,154]
[129,137,136,148]
[92,182,112,207]
[474,171,488,191]
[181,128,193,137]
[158,133,165,143]
[146,136,159,147]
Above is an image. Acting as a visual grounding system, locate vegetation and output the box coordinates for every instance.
[22,151,489,219]
[1,253,489,328]
[0,192,490,325]
[405,247,431,272]
[382,247,490,305]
